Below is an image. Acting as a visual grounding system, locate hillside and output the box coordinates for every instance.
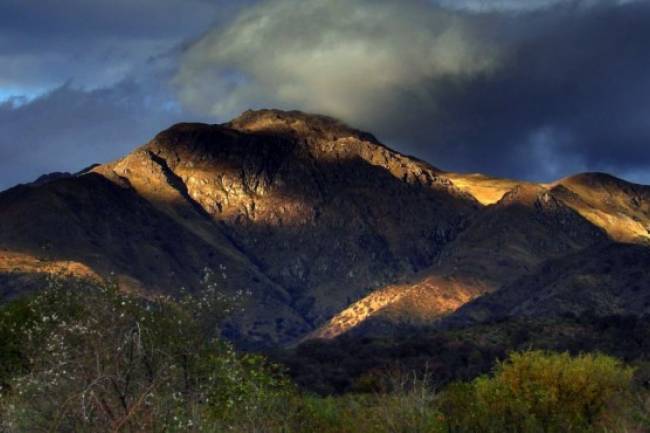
[443,242,650,328]
[0,109,649,346]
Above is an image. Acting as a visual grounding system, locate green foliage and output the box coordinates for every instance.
[439,350,635,433]
[0,297,36,391]
[0,274,288,433]
[277,331,503,395]
[0,279,645,433]
[275,312,650,397]
[200,346,298,432]
[285,387,441,433]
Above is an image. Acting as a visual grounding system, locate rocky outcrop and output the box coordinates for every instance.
[0,110,479,345]
[312,182,609,339]
[1,109,648,345]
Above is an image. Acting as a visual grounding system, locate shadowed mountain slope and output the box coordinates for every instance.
[0,110,479,345]
[1,109,648,345]
[311,183,609,339]
[443,242,650,328]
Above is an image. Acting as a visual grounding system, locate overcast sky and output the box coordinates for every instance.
[1,0,649,190]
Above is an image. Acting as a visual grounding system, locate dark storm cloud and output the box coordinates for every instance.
[0,0,246,190]
[414,0,650,182]
[0,0,239,90]
[177,0,650,184]
[0,0,217,43]
[1,0,649,190]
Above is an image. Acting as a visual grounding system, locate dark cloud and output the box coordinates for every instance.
[177,0,650,184]
[410,0,650,182]
[1,0,649,190]
[0,0,244,190]
[0,0,250,90]
[0,0,217,44]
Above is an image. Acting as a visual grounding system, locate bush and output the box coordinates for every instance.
[0,277,642,433]
[0,297,36,392]
[439,350,634,433]
[0,274,291,433]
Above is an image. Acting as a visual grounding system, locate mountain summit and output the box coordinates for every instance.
[1,110,649,345]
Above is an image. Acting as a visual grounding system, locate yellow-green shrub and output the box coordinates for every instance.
[439,350,634,433]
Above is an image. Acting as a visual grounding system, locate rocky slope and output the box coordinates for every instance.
[0,110,478,345]
[443,242,650,328]
[312,182,611,339]
[1,109,648,345]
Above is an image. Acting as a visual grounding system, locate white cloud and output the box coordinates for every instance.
[175,0,501,125]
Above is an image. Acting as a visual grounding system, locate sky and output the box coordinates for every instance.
[0,0,649,190]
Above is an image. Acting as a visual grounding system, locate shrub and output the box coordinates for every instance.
[0,274,290,433]
[439,350,635,433]
[370,369,441,433]
[0,277,641,433]
[0,297,37,392]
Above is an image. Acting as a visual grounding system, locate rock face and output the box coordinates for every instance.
[312,182,610,339]
[1,109,649,345]
[551,173,650,244]
[0,110,477,345]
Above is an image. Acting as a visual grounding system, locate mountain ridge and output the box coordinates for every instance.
[1,109,649,346]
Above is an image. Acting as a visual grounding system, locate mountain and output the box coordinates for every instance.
[442,242,650,328]
[311,183,609,339]
[1,109,648,346]
[0,110,477,345]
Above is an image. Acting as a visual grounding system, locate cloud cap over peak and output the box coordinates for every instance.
[176,0,501,122]
[1,0,649,190]
[176,0,650,184]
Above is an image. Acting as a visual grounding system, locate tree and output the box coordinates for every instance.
[0,273,290,433]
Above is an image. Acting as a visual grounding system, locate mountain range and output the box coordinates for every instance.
[1,109,649,347]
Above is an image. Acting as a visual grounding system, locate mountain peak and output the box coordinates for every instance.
[3,110,649,346]
[551,171,650,243]
[131,110,447,199]
[226,109,380,144]
[556,172,631,188]
[141,110,392,173]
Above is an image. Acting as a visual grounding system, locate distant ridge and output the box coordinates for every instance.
[0,109,648,346]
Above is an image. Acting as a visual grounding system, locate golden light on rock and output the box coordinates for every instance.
[1,110,648,345]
